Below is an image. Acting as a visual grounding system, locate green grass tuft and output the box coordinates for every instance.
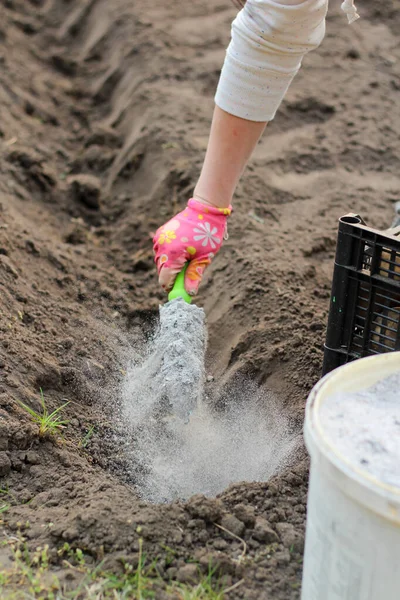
[16,388,70,438]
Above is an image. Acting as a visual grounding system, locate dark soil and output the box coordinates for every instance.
[0,0,399,597]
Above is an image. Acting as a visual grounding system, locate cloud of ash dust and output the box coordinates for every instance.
[121,345,300,503]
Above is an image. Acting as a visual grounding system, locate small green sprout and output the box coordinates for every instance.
[79,425,95,448]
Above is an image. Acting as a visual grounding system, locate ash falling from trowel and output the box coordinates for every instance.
[123,299,207,424]
[121,300,298,503]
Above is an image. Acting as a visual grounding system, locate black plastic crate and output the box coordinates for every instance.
[322,214,400,375]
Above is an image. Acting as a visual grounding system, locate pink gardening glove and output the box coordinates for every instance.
[153,198,232,296]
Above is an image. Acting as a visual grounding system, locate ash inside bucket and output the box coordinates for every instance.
[321,371,400,487]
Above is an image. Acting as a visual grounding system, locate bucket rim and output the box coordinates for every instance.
[306,352,400,502]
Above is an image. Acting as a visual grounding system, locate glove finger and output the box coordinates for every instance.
[184,256,211,296]
[158,258,186,291]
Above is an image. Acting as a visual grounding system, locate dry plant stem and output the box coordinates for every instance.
[224,579,245,594]
[194,106,267,208]
[213,522,247,562]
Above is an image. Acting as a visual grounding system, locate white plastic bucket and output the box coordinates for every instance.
[302,352,400,600]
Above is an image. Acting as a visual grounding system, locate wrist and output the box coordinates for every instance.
[192,191,232,210]
[188,198,232,217]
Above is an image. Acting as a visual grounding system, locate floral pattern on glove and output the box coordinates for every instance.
[158,230,177,244]
[153,198,232,296]
[193,222,221,249]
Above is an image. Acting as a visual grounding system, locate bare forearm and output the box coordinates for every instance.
[194,107,266,209]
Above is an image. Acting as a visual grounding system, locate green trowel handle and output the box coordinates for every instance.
[168,264,192,304]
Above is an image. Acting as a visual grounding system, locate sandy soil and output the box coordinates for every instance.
[0,0,399,597]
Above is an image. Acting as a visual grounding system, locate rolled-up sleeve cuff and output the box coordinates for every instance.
[214,0,328,122]
[215,49,298,122]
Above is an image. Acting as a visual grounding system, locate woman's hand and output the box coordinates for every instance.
[153,198,231,296]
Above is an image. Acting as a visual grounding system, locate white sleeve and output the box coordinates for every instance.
[215,0,329,122]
